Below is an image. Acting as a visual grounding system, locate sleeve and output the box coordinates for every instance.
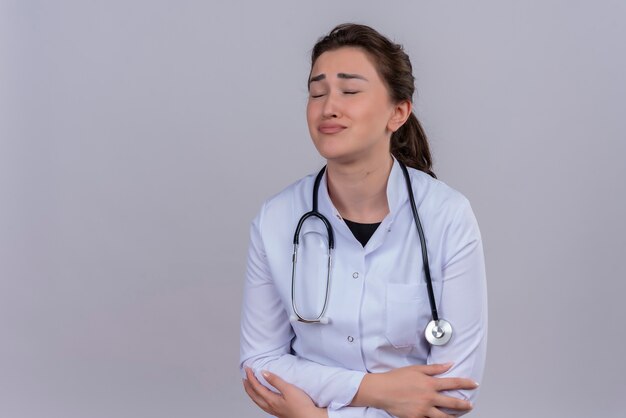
[427,197,488,415]
[240,205,366,410]
[328,407,394,418]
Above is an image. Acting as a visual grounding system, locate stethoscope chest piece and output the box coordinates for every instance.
[425,319,452,346]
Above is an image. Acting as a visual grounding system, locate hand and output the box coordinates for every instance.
[243,367,328,418]
[352,363,478,418]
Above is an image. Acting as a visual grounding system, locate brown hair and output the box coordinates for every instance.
[310,23,435,178]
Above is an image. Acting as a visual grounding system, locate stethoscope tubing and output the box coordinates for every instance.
[398,162,439,322]
[290,161,451,345]
[291,167,333,324]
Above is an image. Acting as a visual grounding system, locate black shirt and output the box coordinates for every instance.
[343,219,381,247]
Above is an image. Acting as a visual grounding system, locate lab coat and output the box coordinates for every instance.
[240,158,487,417]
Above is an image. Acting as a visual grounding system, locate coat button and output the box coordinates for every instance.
[347,336,354,342]
[352,272,359,279]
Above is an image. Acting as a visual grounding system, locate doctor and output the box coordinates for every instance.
[240,24,487,418]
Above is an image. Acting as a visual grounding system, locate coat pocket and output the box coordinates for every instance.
[384,282,430,348]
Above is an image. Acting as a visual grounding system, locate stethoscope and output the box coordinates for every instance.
[290,161,453,346]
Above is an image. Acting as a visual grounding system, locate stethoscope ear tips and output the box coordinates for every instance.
[425,319,453,346]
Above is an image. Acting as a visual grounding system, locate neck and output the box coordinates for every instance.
[326,153,394,223]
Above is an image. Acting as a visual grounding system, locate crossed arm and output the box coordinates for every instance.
[241,200,487,417]
[243,363,478,418]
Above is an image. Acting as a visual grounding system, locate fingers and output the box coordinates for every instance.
[244,367,283,403]
[433,393,473,411]
[434,376,479,392]
[416,362,454,376]
[426,407,455,418]
[243,378,271,412]
[261,370,291,394]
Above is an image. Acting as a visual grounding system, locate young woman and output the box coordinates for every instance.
[240,24,487,418]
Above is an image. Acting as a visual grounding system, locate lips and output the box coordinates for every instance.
[318,123,346,134]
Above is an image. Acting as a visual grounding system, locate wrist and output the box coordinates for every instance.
[314,407,328,418]
[351,373,384,409]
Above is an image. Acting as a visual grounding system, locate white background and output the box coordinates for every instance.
[1,1,625,417]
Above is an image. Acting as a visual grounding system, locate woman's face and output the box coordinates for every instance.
[307,47,401,165]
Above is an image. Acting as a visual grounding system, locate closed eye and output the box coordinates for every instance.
[343,91,359,95]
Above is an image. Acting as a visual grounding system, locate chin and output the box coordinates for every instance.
[311,135,352,159]
[313,143,353,162]
[318,150,363,166]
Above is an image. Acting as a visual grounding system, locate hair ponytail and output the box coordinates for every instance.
[311,23,436,178]
[391,113,436,178]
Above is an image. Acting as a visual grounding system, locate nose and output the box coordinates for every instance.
[322,92,341,119]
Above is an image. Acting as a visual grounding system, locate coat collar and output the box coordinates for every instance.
[316,156,409,250]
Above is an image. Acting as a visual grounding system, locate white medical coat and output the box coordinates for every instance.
[240,158,487,417]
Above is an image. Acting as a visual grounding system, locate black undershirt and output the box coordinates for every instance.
[343,219,381,247]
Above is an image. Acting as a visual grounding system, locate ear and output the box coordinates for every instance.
[387,100,412,133]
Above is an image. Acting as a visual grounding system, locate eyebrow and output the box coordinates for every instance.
[309,74,326,84]
[337,73,368,81]
[308,72,369,85]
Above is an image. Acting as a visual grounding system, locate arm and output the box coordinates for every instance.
[240,208,365,410]
[427,197,488,413]
[349,364,476,418]
[243,368,328,418]
[346,197,486,417]
[244,368,394,418]
[245,368,472,418]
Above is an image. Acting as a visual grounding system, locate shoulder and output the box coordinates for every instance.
[406,168,482,257]
[407,168,471,217]
[252,171,317,229]
[262,173,314,212]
